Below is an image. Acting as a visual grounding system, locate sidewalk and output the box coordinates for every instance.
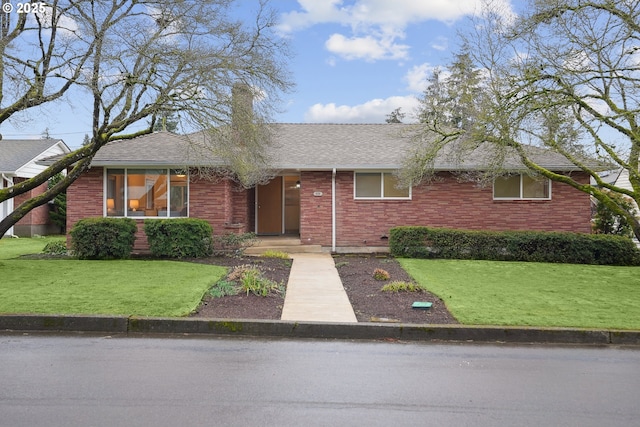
[281,253,358,323]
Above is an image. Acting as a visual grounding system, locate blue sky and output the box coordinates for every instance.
[1,0,516,148]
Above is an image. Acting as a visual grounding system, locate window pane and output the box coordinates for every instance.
[355,173,381,198]
[522,175,549,199]
[128,169,166,217]
[169,170,188,217]
[383,173,409,198]
[106,169,124,216]
[494,175,521,198]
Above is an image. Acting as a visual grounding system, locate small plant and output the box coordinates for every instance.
[373,268,390,281]
[239,268,284,297]
[212,232,257,257]
[226,265,285,297]
[260,250,290,259]
[227,264,255,282]
[381,281,428,293]
[335,261,349,268]
[42,241,68,255]
[208,280,239,298]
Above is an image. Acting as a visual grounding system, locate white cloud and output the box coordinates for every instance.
[304,95,420,123]
[325,33,409,61]
[404,63,436,93]
[281,0,515,62]
[431,36,449,51]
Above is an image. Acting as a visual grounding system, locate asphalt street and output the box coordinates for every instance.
[0,335,639,426]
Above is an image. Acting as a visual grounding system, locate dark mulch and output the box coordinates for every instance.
[190,256,292,320]
[334,254,458,324]
[189,254,458,325]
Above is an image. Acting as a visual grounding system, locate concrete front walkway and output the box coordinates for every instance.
[281,253,358,323]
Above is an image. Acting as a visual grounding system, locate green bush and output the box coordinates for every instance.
[390,226,640,266]
[42,240,68,255]
[144,218,213,258]
[70,217,137,259]
[592,190,636,238]
[381,281,427,293]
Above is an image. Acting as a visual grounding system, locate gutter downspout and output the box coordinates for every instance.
[1,173,15,237]
[332,168,336,253]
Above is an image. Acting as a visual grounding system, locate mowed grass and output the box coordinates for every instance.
[399,259,640,330]
[0,237,226,317]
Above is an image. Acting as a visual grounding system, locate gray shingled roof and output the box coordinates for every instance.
[87,124,586,171]
[0,139,65,174]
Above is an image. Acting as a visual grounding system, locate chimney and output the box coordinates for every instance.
[231,83,254,132]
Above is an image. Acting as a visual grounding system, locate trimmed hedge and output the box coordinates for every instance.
[70,217,137,260]
[389,226,640,266]
[144,219,213,258]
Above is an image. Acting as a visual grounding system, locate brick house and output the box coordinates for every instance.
[65,124,592,252]
[1,138,71,237]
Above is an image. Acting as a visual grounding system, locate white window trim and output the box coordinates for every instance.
[353,171,412,200]
[493,174,552,201]
[103,168,189,218]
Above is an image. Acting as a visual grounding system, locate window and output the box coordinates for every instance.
[354,172,410,199]
[493,174,550,200]
[105,169,188,217]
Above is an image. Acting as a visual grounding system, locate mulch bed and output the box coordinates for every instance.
[189,254,458,324]
[190,256,292,320]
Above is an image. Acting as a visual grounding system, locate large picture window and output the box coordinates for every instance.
[354,172,410,199]
[493,174,550,200]
[105,168,188,217]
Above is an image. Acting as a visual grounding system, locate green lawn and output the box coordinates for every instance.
[0,237,226,317]
[399,258,640,330]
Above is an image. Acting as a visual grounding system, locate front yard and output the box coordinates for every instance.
[400,258,640,330]
[0,237,226,317]
[2,237,640,330]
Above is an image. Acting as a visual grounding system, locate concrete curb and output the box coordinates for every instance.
[1,314,639,345]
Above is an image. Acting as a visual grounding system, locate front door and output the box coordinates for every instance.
[257,177,283,235]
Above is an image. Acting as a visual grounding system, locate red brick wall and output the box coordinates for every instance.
[14,179,50,229]
[299,171,334,245]
[67,168,592,251]
[302,171,592,247]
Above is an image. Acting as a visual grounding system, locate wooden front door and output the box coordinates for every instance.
[257,177,283,235]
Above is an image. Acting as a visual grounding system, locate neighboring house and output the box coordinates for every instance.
[65,124,593,252]
[0,138,71,237]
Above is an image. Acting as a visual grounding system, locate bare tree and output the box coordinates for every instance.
[0,0,293,238]
[405,0,640,240]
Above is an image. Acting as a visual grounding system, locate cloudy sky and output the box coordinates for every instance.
[1,0,516,148]
[276,0,515,123]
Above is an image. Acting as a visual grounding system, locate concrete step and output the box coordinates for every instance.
[244,244,323,255]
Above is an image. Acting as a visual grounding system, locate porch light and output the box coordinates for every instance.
[129,199,139,211]
[296,180,301,188]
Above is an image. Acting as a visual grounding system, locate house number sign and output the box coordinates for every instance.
[313,191,323,197]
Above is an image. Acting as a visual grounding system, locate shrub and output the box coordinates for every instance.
[260,250,290,259]
[592,190,636,238]
[42,241,68,256]
[373,268,391,281]
[381,281,427,293]
[390,226,640,266]
[144,219,212,258]
[211,232,257,256]
[70,217,137,259]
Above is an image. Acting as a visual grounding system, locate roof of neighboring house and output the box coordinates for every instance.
[85,124,590,172]
[0,138,70,176]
